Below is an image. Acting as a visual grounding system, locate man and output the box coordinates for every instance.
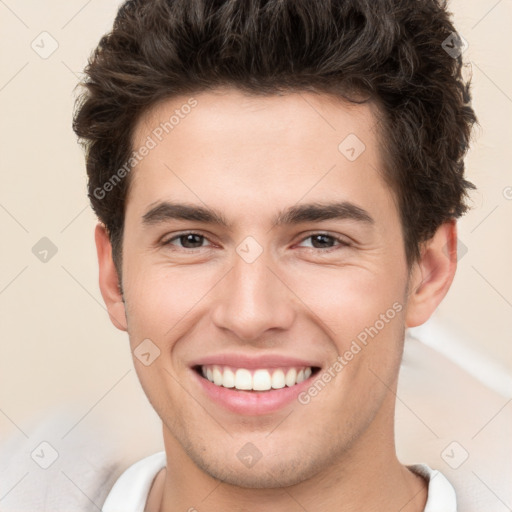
[73,0,476,510]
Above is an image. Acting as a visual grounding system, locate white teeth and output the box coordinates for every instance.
[235,369,253,390]
[285,368,297,387]
[212,366,223,386]
[223,368,235,388]
[271,369,286,389]
[253,369,272,391]
[200,365,313,391]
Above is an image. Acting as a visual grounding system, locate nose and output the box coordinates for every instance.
[210,248,296,343]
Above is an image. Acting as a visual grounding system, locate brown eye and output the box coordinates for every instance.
[298,233,350,250]
[310,234,336,249]
[163,232,208,249]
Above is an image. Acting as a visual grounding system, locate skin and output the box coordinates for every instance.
[95,88,458,511]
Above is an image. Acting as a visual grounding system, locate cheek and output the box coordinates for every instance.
[286,264,405,344]
[287,261,408,404]
[122,267,203,419]
[124,265,206,337]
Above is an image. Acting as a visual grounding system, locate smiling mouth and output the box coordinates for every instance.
[194,365,321,391]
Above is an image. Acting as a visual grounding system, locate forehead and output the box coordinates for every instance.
[134,88,381,155]
[127,88,394,223]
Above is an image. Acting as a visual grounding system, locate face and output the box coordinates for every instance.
[97,88,455,488]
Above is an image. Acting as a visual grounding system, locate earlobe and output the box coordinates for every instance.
[94,223,128,331]
[405,221,458,328]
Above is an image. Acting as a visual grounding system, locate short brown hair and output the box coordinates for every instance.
[73,0,476,275]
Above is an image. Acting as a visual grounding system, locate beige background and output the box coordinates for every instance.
[0,0,511,491]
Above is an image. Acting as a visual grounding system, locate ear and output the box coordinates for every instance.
[94,223,128,331]
[405,220,458,328]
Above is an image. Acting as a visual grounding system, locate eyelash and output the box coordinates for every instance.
[161,231,351,252]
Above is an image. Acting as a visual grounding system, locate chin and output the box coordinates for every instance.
[187,445,327,489]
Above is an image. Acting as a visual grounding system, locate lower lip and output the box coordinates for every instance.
[192,369,316,415]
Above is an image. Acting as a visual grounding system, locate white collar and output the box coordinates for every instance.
[408,463,457,511]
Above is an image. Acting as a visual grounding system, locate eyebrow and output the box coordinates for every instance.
[141,200,374,229]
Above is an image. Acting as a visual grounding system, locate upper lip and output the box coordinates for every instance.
[190,353,322,369]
